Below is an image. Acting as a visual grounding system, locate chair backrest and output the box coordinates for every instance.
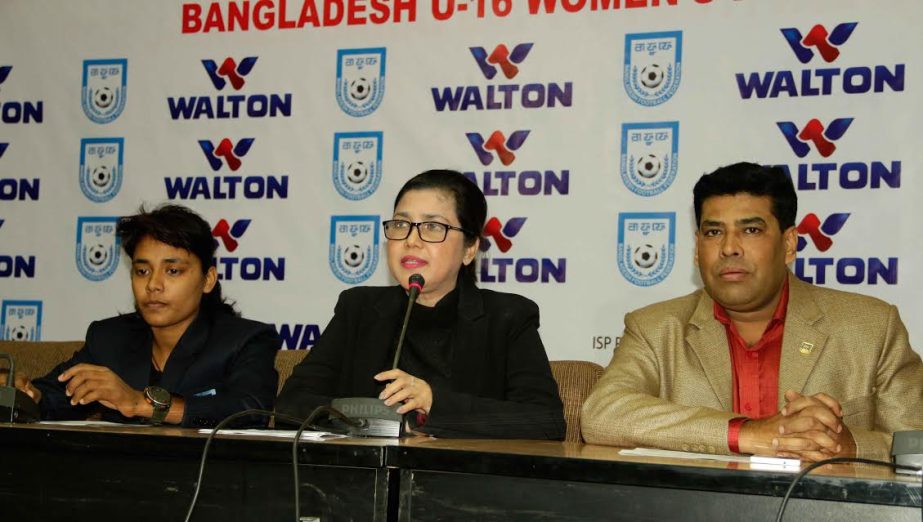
[273,349,309,395]
[0,341,84,381]
[271,352,603,441]
[549,360,604,443]
[0,341,309,400]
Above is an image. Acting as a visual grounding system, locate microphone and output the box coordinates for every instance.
[391,273,424,369]
[892,430,923,474]
[329,274,425,437]
[0,353,40,423]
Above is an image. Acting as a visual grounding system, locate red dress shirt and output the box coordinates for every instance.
[715,279,789,453]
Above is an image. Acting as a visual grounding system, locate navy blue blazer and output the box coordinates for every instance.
[276,276,566,440]
[32,309,279,428]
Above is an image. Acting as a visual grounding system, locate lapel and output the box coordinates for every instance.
[158,311,212,391]
[777,274,828,406]
[120,315,155,390]
[449,276,487,391]
[365,286,406,386]
[685,290,733,410]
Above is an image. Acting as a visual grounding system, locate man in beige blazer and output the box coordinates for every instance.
[582,162,923,461]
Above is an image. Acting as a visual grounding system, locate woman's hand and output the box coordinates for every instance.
[1,371,43,403]
[374,369,433,415]
[59,364,146,418]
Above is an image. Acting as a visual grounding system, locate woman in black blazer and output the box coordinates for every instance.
[277,170,565,439]
[16,205,279,427]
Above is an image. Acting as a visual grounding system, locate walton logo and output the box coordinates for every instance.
[212,219,251,252]
[276,323,321,350]
[0,220,37,279]
[432,43,572,112]
[463,130,571,197]
[0,143,40,201]
[202,57,257,90]
[737,22,903,99]
[470,44,533,80]
[211,218,284,281]
[772,117,900,191]
[777,118,853,158]
[796,213,849,252]
[0,66,43,124]
[168,56,291,120]
[795,211,896,285]
[467,131,530,167]
[781,23,857,64]
[167,137,287,201]
[478,216,565,283]
[480,217,527,253]
[199,138,254,171]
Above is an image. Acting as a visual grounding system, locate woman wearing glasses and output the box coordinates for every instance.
[277,169,565,439]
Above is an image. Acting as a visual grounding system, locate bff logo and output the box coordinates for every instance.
[75,216,121,281]
[776,118,853,158]
[335,48,386,117]
[1,300,43,341]
[79,138,124,203]
[81,59,128,124]
[624,31,683,107]
[781,23,857,64]
[332,131,383,201]
[480,217,527,253]
[466,130,530,167]
[202,57,258,90]
[617,212,676,287]
[198,138,255,171]
[211,218,251,252]
[796,213,849,252]
[329,215,380,284]
[619,122,679,197]
[469,44,533,80]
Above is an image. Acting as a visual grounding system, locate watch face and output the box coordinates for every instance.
[146,386,171,407]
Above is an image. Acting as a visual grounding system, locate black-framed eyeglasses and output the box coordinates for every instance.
[382,220,470,243]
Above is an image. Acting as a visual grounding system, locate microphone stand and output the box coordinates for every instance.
[0,353,41,423]
[329,274,424,437]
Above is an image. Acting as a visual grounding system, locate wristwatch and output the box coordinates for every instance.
[143,386,172,425]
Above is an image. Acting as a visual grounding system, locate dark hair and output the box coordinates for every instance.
[393,169,487,280]
[693,162,797,231]
[117,204,234,314]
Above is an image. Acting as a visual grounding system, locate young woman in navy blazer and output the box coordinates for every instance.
[17,205,279,427]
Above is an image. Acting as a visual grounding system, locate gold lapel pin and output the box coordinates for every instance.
[799,341,814,355]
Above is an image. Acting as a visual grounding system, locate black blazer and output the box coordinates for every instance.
[276,277,565,440]
[32,309,280,428]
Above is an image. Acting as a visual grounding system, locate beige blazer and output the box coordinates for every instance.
[582,274,923,459]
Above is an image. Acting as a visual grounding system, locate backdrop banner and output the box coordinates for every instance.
[1,0,918,366]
